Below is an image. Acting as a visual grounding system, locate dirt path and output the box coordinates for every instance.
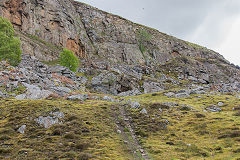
[113,104,150,160]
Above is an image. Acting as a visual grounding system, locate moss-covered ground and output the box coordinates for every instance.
[126,92,240,160]
[0,99,132,160]
[0,91,239,159]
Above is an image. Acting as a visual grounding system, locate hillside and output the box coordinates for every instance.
[0,0,239,159]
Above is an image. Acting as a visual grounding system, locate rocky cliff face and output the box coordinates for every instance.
[0,1,240,159]
[0,0,239,89]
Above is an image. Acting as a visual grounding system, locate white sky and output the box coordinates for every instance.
[77,0,240,66]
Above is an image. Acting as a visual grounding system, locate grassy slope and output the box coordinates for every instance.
[127,92,240,160]
[0,91,239,160]
[0,99,132,160]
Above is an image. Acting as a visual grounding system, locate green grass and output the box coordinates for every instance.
[25,33,62,51]
[0,99,133,160]
[0,90,239,159]
[125,92,240,160]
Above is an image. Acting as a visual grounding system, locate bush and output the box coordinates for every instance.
[59,48,79,72]
[136,29,152,54]
[0,17,22,66]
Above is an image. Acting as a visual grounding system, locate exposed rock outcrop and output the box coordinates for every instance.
[0,0,239,96]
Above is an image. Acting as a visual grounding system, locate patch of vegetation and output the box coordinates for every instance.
[0,99,133,159]
[0,16,22,66]
[184,41,213,53]
[60,49,79,72]
[25,33,62,51]
[126,92,240,160]
[136,29,152,54]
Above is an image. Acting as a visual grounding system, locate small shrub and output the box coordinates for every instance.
[59,48,79,72]
[0,16,22,66]
[136,29,152,54]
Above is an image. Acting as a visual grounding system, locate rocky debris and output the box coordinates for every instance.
[16,83,53,100]
[50,87,71,97]
[164,86,209,98]
[143,81,164,94]
[129,101,141,109]
[91,72,119,95]
[102,96,116,102]
[164,92,175,97]
[206,106,222,112]
[0,0,239,98]
[67,94,89,101]
[190,86,206,94]
[17,125,27,134]
[0,55,86,99]
[217,82,240,93]
[48,65,76,81]
[110,64,143,80]
[35,111,64,128]
[118,89,141,97]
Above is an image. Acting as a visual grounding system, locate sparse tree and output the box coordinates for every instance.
[0,16,22,66]
[59,48,79,72]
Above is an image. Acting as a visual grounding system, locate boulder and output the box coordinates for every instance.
[16,83,52,100]
[129,101,141,109]
[35,111,64,129]
[175,92,190,98]
[217,102,224,107]
[102,96,116,102]
[17,125,27,134]
[67,94,89,101]
[143,81,164,94]
[206,106,222,112]
[140,108,148,114]
[50,87,71,96]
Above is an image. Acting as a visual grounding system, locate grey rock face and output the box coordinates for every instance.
[17,125,27,134]
[0,0,239,90]
[67,94,89,101]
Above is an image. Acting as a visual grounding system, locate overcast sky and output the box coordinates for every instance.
[77,0,240,66]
